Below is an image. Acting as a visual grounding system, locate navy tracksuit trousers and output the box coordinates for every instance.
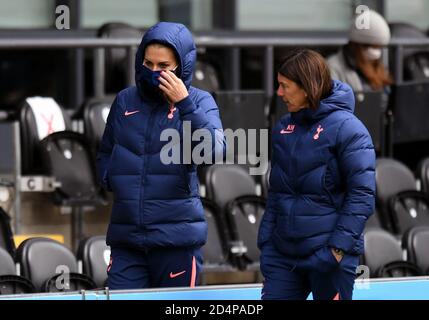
[107,246,203,290]
[260,241,360,300]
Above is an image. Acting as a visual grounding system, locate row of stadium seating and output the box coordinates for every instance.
[363,227,429,278]
[197,160,429,279]
[1,156,429,295]
[372,158,429,235]
[0,236,108,295]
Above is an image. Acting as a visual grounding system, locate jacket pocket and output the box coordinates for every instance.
[179,165,192,195]
[322,166,340,210]
[312,246,341,273]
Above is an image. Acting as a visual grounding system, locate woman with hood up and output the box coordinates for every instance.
[96,22,226,289]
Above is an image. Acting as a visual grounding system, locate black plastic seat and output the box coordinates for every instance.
[268,94,288,130]
[40,131,106,207]
[365,209,382,229]
[19,97,72,175]
[354,91,385,154]
[390,83,429,145]
[0,247,16,276]
[213,91,268,161]
[226,195,266,270]
[97,22,141,93]
[376,260,423,278]
[417,157,429,194]
[77,235,110,288]
[192,61,221,93]
[19,97,106,205]
[205,164,265,271]
[388,190,429,235]
[375,158,417,232]
[402,226,429,275]
[16,237,96,292]
[205,164,258,210]
[260,161,271,199]
[80,95,115,155]
[200,199,237,284]
[363,228,422,278]
[19,97,108,249]
[389,23,429,82]
[0,206,15,258]
[0,247,35,295]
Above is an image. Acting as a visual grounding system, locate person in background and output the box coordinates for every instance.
[327,9,393,93]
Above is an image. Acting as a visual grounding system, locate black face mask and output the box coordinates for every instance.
[136,65,180,101]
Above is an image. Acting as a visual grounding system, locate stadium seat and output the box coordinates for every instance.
[19,96,72,175]
[225,195,265,270]
[260,161,271,199]
[390,22,427,38]
[268,94,288,130]
[417,157,429,194]
[388,190,429,235]
[402,226,429,275]
[40,131,106,207]
[404,51,429,81]
[0,206,15,258]
[76,235,110,288]
[390,82,429,145]
[80,95,115,156]
[354,91,386,155]
[363,228,422,278]
[205,164,258,211]
[213,91,268,162]
[389,23,429,82]
[16,237,96,292]
[204,164,265,271]
[97,22,141,93]
[0,247,16,276]
[376,159,429,235]
[199,199,237,284]
[365,209,382,229]
[375,158,417,233]
[19,97,107,249]
[19,97,104,204]
[0,247,35,295]
[192,61,221,94]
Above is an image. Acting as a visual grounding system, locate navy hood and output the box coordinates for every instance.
[292,80,355,124]
[135,22,196,99]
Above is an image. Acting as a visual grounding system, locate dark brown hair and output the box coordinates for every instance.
[349,42,393,90]
[278,49,333,110]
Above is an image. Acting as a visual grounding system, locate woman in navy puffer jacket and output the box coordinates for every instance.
[96,22,226,290]
[258,49,375,300]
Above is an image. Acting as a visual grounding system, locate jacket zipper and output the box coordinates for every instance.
[140,107,158,231]
[288,126,303,237]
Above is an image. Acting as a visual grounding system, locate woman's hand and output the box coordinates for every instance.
[158,70,189,103]
[331,248,344,263]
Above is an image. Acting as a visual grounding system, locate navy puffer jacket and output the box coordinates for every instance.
[96,22,226,249]
[258,80,375,257]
